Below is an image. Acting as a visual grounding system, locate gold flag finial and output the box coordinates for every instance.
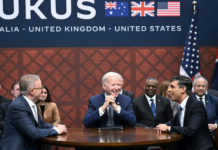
[192,1,197,12]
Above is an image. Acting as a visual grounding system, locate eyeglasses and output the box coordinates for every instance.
[33,87,43,90]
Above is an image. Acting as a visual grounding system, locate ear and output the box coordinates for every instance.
[29,88,34,95]
[11,89,14,95]
[180,86,186,94]
[102,83,107,90]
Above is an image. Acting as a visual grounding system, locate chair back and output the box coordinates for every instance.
[215,128,218,149]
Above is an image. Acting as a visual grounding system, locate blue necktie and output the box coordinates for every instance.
[107,105,114,126]
[178,105,183,127]
[150,99,156,117]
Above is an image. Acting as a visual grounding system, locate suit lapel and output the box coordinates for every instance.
[205,94,210,111]
[155,95,161,118]
[183,96,192,126]
[19,95,37,124]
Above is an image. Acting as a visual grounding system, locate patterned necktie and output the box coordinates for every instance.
[178,105,183,127]
[32,105,38,123]
[150,99,156,117]
[107,105,114,126]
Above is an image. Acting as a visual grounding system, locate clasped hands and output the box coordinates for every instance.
[101,95,117,112]
[55,124,67,134]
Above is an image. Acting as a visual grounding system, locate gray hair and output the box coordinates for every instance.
[193,76,208,86]
[145,77,158,85]
[19,74,40,95]
[102,72,121,89]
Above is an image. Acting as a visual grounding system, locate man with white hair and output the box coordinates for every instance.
[83,72,136,127]
[0,74,67,150]
[191,76,218,136]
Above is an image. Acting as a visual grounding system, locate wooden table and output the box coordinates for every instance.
[40,127,183,149]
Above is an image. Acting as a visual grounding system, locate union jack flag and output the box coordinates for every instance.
[131,1,155,17]
[105,1,117,9]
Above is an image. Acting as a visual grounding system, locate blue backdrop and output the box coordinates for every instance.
[0,0,217,47]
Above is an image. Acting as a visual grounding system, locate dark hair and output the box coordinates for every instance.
[42,85,52,102]
[170,75,192,95]
[11,81,19,90]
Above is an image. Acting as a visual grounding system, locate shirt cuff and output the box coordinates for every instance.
[114,105,121,114]
[99,107,105,116]
[53,126,59,134]
[168,126,171,132]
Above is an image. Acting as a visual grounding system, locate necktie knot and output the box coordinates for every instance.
[150,99,154,102]
[199,97,203,101]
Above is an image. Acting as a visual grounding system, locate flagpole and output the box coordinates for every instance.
[192,1,197,12]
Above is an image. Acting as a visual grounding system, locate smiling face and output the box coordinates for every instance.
[144,80,157,98]
[168,80,186,103]
[193,78,207,97]
[103,76,121,98]
[39,88,48,101]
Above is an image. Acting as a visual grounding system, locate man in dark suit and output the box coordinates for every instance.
[83,72,136,127]
[132,77,173,127]
[0,84,12,137]
[192,76,218,135]
[119,74,134,100]
[0,82,20,136]
[207,89,218,97]
[0,74,67,150]
[156,75,215,150]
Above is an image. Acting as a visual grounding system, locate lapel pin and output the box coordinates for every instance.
[117,102,120,105]
[158,100,160,101]
[206,101,208,103]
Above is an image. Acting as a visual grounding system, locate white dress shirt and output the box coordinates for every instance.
[145,94,156,108]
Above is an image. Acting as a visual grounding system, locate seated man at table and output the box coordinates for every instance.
[0,74,67,150]
[156,75,215,150]
[132,77,173,127]
[83,72,136,127]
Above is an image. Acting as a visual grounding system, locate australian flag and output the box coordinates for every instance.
[105,1,129,17]
[211,51,218,90]
[180,12,201,81]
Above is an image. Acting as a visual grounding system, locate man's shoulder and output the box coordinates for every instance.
[206,94,218,102]
[0,95,12,103]
[208,89,218,97]
[156,94,169,101]
[123,90,134,95]
[132,95,145,103]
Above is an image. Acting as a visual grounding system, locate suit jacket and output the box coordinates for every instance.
[0,95,11,105]
[37,102,61,125]
[191,94,218,135]
[122,90,134,100]
[207,89,218,97]
[83,93,136,127]
[165,96,215,150]
[0,95,58,150]
[169,98,179,117]
[132,94,173,127]
[0,101,12,130]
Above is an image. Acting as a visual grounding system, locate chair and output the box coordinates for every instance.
[214,128,218,149]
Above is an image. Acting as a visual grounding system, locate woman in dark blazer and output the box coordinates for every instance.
[36,85,61,125]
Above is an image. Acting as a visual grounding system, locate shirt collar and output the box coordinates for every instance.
[195,94,205,100]
[180,96,189,109]
[145,94,156,101]
[119,89,123,94]
[23,95,36,108]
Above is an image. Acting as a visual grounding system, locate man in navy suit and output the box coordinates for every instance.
[156,75,215,150]
[192,76,218,135]
[83,72,136,127]
[0,74,67,150]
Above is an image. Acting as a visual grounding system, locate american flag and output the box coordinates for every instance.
[105,1,117,9]
[180,12,201,81]
[105,1,129,17]
[131,1,155,17]
[157,1,180,17]
[211,51,218,90]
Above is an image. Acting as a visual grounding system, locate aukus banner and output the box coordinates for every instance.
[0,0,217,47]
